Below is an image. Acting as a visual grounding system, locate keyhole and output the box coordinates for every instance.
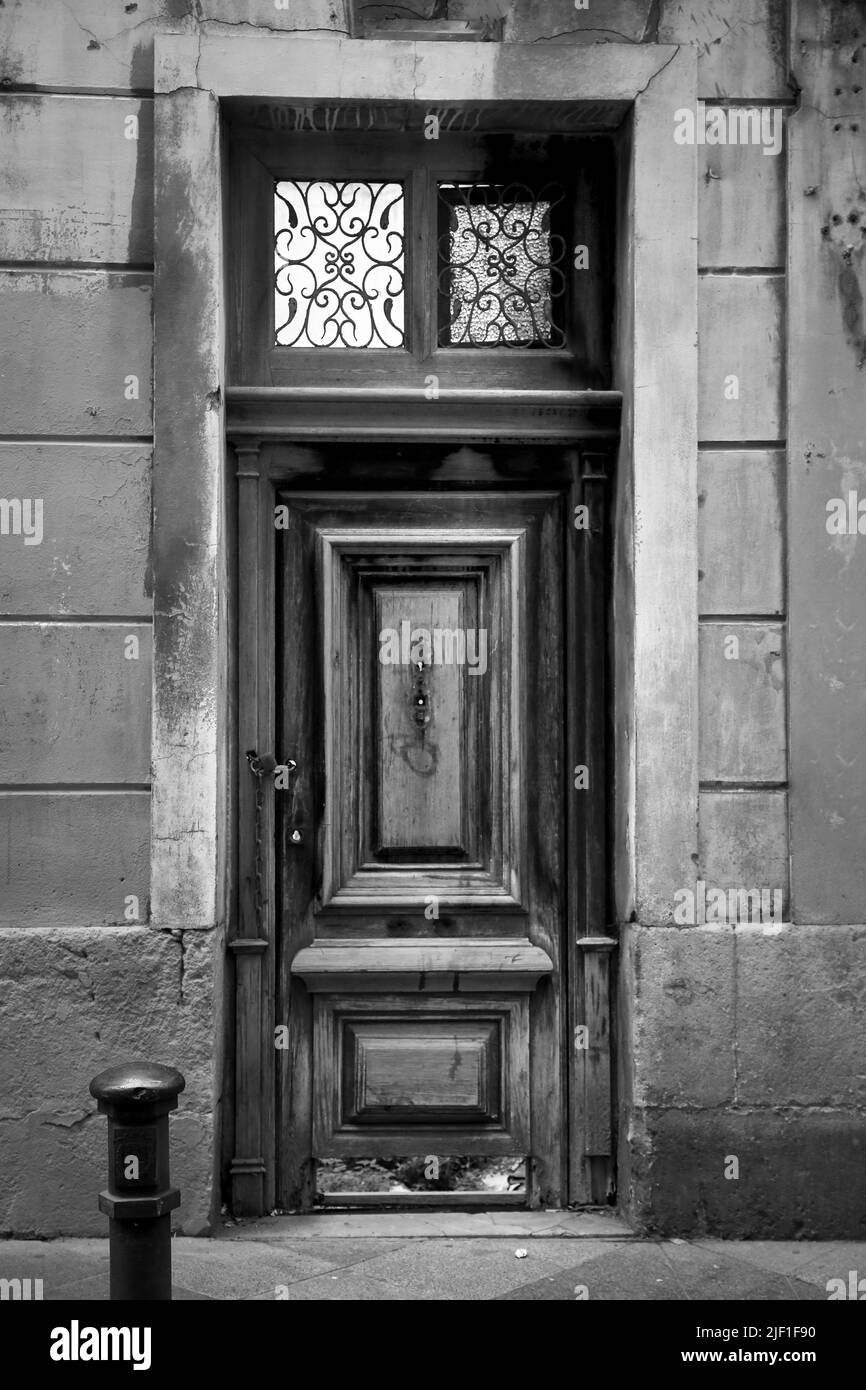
[411,659,431,729]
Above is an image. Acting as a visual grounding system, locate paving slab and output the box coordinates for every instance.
[234,1235,415,1268]
[694,1239,841,1282]
[500,1244,687,1301]
[42,1272,107,1301]
[0,1238,108,1290]
[777,1243,866,1292]
[651,1240,827,1301]
[498,1244,826,1302]
[244,1269,411,1301]
[333,1235,615,1302]
[170,1241,342,1300]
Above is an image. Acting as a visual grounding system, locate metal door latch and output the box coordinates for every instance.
[246,749,277,778]
[246,751,304,845]
[245,750,298,781]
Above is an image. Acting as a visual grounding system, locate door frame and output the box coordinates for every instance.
[151,31,699,1221]
[232,446,615,1211]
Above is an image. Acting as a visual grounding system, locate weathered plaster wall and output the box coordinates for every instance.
[618,0,866,1238]
[0,2,214,1236]
[788,0,866,923]
[0,0,863,1236]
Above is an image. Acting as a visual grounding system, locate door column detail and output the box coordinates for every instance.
[230,441,271,1216]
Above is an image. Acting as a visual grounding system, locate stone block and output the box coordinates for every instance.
[630,925,735,1108]
[0,96,152,263]
[699,275,784,441]
[0,271,152,436]
[625,1107,866,1238]
[699,790,788,908]
[0,624,151,783]
[699,136,785,268]
[699,622,786,781]
[735,924,866,1107]
[698,450,784,615]
[0,793,150,928]
[0,445,151,616]
[661,0,791,99]
[0,926,217,1235]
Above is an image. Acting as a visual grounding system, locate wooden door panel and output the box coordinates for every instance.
[375,585,467,854]
[313,994,530,1157]
[343,1018,500,1122]
[315,513,530,912]
[278,488,565,1202]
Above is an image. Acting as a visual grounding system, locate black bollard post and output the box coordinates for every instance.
[89,1062,185,1301]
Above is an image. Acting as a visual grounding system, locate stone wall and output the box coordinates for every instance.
[0,0,863,1235]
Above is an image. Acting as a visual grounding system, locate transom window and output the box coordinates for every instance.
[437,182,567,349]
[275,181,406,348]
[229,111,615,390]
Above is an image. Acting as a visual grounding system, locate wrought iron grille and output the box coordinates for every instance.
[274,180,405,348]
[437,182,567,348]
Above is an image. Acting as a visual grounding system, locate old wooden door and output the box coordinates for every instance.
[276,480,574,1209]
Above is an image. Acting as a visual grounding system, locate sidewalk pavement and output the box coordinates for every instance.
[2,1211,864,1301]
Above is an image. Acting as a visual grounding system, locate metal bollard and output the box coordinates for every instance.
[89,1062,185,1301]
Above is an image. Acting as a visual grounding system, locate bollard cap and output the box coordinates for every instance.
[90,1062,185,1107]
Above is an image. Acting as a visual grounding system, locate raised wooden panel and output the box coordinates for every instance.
[343,1018,500,1124]
[698,276,784,441]
[292,939,553,992]
[699,622,786,782]
[698,450,784,615]
[0,624,151,783]
[375,585,470,855]
[313,994,529,1156]
[0,271,152,436]
[0,96,153,264]
[0,445,151,616]
[307,503,538,911]
[580,939,615,1157]
[699,139,785,268]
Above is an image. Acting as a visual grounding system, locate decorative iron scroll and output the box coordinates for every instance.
[275,181,405,348]
[438,182,567,348]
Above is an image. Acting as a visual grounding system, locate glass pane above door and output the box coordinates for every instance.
[437,182,568,348]
[274,180,405,348]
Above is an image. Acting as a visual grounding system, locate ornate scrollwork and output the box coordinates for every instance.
[438,182,567,348]
[275,181,405,348]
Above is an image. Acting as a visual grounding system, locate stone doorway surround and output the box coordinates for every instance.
[151,29,698,1217]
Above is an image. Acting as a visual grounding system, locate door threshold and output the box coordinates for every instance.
[318,1191,527,1210]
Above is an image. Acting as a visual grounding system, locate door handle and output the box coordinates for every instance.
[246,751,306,847]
